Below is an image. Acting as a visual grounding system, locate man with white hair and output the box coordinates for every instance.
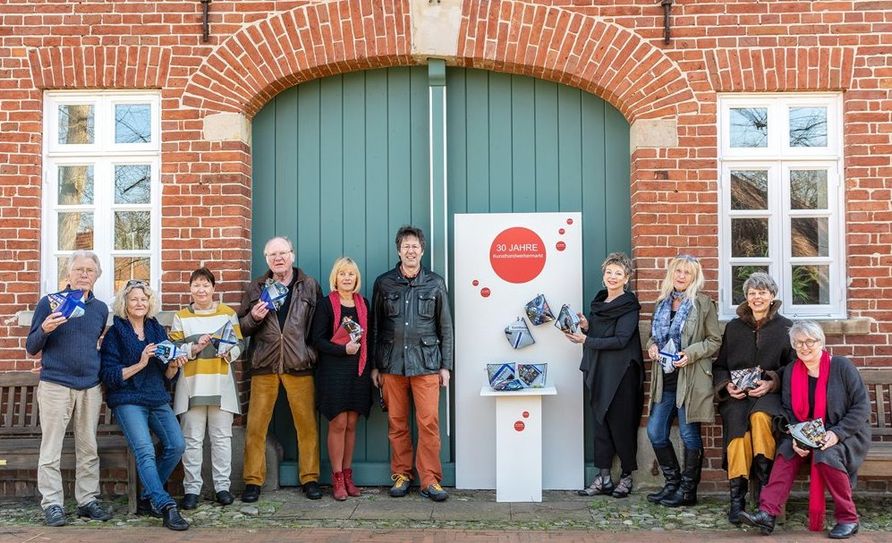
[25,250,112,526]
[238,236,323,502]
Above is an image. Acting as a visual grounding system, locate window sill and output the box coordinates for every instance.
[17,310,176,328]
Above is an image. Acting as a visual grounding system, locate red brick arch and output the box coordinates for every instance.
[181,0,697,124]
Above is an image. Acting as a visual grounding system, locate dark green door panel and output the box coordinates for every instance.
[251,66,630,487]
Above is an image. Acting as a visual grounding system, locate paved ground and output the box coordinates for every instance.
[2,488,891,542]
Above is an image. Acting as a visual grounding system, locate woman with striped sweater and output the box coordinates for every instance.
[170,267,244,510]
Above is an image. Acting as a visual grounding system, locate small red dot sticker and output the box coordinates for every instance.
[472,279,479,286]
[556,241,566,251]
[558,228,565,235]
[566,218,574,225]
[480,287,491,297]
[514,421,525,432]
[522,411,529,418]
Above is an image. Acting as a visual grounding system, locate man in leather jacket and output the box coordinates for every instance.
[370,226,454,502]
[237,236,323,503]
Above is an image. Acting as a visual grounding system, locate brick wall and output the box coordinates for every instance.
[1,0,890,491]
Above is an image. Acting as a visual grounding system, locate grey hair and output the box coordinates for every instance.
[601,252,634,279]
[66,250,102,277]
[263,236,294,255]
[743,272,778,297]
[789,320,826,347]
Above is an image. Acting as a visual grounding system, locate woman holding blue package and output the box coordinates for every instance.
[564,252,643,498]
[645,254,721,507]
[99,280,189,531]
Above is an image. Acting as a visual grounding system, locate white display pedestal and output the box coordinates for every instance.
[479,385,557,502]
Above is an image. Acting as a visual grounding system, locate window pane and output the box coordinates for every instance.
[730,107,768,148]
[789,107,827,147]
[731,265,769,305]
[730,170,768,210]
[731,218,769,257]
[792,265,830,305]
[57,212,93,250]
[58,104,94,144]
[115,104,152,144]
[114,211,151,250]
[791,217,829,257]
[115,165,151,204]
[58,165,94,205]
[114,257,151,293]
[790,170,828,210]
[56,257,69,290]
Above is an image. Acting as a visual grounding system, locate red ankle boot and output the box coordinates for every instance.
[332,471,347,501]
[343,468,360,497]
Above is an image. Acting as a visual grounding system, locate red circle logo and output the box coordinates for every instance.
[522,411,529,418]
[472,279,479,286]
[514,421,525,432]
[489,227,546,284]
[556,241,566,252]
[480,287,491,298]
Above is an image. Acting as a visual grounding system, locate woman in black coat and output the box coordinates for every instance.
[713,272,795,524]
[739,320,870,539]
[564,252,643,498]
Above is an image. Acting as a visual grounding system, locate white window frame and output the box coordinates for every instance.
[718,93,845,320]
[42,91,161,304]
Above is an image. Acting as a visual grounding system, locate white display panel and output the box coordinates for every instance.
[455,212,584,490]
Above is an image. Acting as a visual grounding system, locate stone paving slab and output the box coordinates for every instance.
[1,527,889,543]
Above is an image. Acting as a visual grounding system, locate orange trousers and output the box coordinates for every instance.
[381,373,442,487]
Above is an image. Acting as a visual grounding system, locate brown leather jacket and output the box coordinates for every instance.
[237,267,322,376]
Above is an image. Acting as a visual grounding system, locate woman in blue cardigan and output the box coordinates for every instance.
[99,280,189,531]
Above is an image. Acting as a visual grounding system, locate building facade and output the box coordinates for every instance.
[1,0,890,494]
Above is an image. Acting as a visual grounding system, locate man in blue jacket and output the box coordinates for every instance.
[26,250,112,527]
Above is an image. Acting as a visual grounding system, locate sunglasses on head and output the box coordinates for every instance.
[125,279,148,289]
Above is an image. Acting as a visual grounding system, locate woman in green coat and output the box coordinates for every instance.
[645,254,722,507]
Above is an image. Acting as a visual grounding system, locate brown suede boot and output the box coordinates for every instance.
[332,471,347,501]
[343,468,361,497]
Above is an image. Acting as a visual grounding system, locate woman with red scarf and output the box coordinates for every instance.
[739,320,870,540]
[310,257,372,501]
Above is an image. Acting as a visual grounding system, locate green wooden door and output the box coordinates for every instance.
[251,65,630,487]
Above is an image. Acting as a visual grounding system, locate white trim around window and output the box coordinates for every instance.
[718,93,845,320]
[42,91,162,304]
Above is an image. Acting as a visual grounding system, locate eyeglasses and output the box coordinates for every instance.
[265,250,292,260]
[72,266,98,276]
[400,244,422,251]
[793,338,820,349]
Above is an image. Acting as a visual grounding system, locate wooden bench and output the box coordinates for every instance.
[0,372,137,513]
[859,368,892,477]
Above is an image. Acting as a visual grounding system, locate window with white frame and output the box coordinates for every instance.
[718,94,845,319]
[43,91,161,303]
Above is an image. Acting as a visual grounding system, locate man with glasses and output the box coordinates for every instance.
[26,250,113,526]
[237,236,323,502]
[370,226,454,502]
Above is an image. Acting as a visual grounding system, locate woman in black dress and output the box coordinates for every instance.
[564,252,643,498]
[311,257,372,501]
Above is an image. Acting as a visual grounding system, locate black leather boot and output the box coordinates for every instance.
[728,477,748,525]
[647,445,681,504]
[751,454,773,504]
[738,508,776,535]
[661,447,702,507]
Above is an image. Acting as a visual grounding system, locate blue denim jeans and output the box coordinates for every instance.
[114,403,185,510]
[646,387,702,450]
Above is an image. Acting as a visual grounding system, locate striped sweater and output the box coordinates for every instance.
[169,303,244,415]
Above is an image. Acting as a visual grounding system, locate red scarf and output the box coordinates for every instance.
[328,291,368,376]
[791,350,831,532]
